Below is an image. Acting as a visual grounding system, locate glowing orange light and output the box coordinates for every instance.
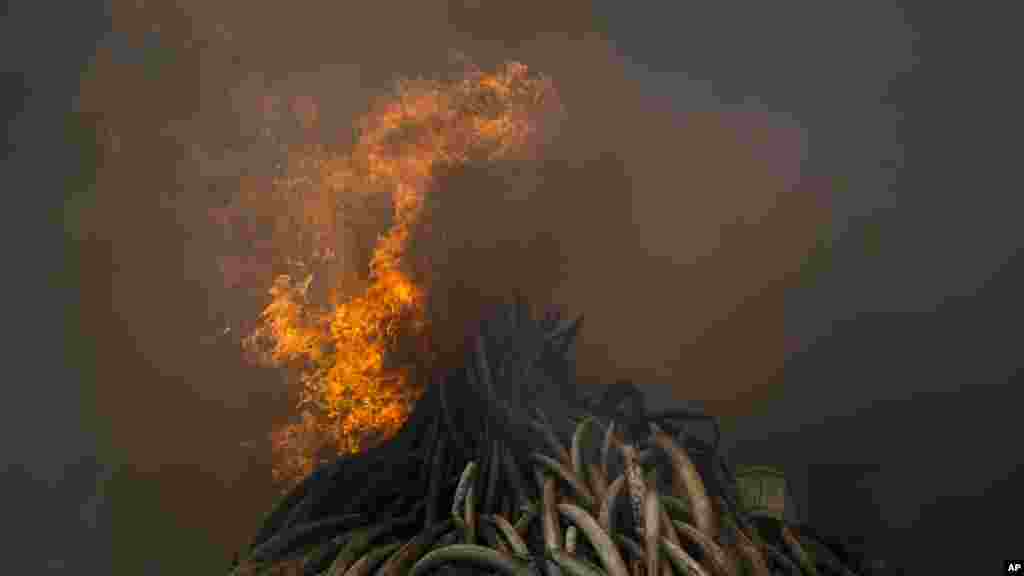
[242,62,560,489]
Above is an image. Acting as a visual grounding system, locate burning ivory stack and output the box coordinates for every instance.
[231,301,868,576]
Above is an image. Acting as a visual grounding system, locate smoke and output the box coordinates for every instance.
[399,37,823,414]
[81,0,827,556]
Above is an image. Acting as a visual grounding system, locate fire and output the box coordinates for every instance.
[242,62,560,488]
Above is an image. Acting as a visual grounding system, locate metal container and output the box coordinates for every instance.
[734,465,788,520]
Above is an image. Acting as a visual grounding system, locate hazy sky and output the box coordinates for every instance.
[6,0,1021,574]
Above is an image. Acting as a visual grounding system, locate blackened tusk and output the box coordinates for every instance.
[601,420,616,482]
[474,333,508,424]
[419,411,441,490]
[500,489,513,521]
[504,300,517,329]
[281,490,316,532]
[546,315,583,356]
[249,513,366,563]
[531,411,572,468]
[547,315,582,343]
[649,409,721,454]
[764,544,803,576]
[484,439,501,514]
[300,534,348,576]
[438,372,465,457]
[249,480,310,551]
[425,417,448,529]
[515,294,529,329]
[475,424,491,514]
[501,445,527,510]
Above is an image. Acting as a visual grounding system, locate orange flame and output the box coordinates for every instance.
[243,62,560,488]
